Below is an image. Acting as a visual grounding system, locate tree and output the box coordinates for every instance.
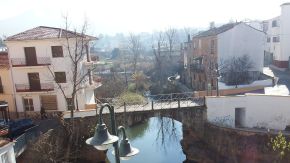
[47,16,97,120]
[131,71,149,92]
[221,54,254,87]
[44,16,98,162]
[165,27,179,58]
[128,33,142,73]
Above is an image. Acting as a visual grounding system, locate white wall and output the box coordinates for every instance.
[218,79,272,89]
[206,94,290,130]
[217,23,265,72]
[280,3,290,61]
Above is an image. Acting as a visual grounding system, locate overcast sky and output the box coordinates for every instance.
[0,0,288,36]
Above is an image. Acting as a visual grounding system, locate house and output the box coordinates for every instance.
[4,26,101,116]
[0,49,16,118]
[263,3,290,68]
[183,22,265,91]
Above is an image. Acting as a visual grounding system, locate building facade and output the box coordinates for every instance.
[0,50,16,117]
[183,22,265,91]
[5,26,101,115]
[263,3,290,68]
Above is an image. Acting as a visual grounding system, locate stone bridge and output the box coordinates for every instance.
[64,92,207,129]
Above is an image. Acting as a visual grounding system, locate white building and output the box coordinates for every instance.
[183,22,265,90]
[217,22,266,73]
[5,26,101,114]
[206,94,290,130]
[263,3,290,68]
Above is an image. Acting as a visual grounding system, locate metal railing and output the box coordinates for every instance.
[15,83,54,92]
[13,125,39,157]
[96,92,205,112]
[11,57,51,67]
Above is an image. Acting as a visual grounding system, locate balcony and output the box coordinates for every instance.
[11,57,51,67]
[0,85,3,93]
[15,83,54,92]
[190,64,205,73]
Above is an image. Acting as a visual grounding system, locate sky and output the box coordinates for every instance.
[0,0,288,37]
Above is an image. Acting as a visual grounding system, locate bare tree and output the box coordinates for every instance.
[128,33,142,73]
[47,16,96,119]
[152,32,166,86]
[221,54,254,87]
[165,27,179,58]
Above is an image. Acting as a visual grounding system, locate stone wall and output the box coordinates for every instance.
[182,122,290,163]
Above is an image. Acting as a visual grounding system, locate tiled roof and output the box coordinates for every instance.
[194,23,239,38]
[6,26,97,41]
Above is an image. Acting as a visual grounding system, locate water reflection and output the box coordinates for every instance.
[107,117,186,163]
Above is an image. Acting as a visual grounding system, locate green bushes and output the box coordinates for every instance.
[119,92,145,105]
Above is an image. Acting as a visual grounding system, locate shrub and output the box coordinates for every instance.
[119,92,145,105]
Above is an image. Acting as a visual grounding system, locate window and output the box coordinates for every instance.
[198,40,202,49]
[272,20,277,27]
[51,46,63,57]
[263,22,269,32]
[54,72,66,83]
[267,37,271,43]
[273,36,280,43]
[23,98,34,111]
[66,98,73,110]
[210,40,215,54]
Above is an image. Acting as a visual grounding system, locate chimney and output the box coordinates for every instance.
[210,21,215,29]
[187,34,191,42]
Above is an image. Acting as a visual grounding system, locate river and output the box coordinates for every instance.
[107,117,186,163]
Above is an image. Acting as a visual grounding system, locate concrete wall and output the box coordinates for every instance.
[206,94,290,130]
[218,23,265,72]
[218,79,272,89]
[194,85,265,97]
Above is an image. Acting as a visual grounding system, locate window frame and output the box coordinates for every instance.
[54,72,67,83]
[23,98,34,111]
[51,46,64,58]
[273,36,280,43]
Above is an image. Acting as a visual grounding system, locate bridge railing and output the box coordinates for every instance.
[96,92,205,111]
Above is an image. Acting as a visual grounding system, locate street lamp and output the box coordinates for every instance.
[86,103,139,163]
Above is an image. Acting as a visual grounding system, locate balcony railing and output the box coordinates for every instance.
[11,57,51,67]
[0,85,3,93]
[15,83,54,92]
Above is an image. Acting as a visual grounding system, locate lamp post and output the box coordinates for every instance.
[86,103,139,163]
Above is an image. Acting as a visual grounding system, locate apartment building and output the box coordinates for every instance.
[5,26,101,114]
[183,22,265,91]
[0,49,16,117]
[263,3,290,68]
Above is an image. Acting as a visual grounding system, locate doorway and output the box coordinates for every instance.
[24,47,37,66]
[28,73,41,91]
[235,107,246,128]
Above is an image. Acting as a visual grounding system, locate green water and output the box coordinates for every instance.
[107,117,186,163]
